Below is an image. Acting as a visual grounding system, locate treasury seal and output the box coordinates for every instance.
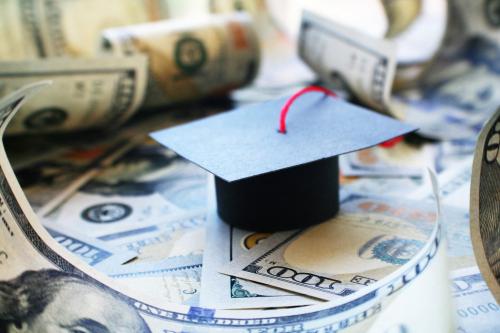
[174,36,207,75]
[81,203,132,223]
[372,238,424,265]
[24,107,68,130]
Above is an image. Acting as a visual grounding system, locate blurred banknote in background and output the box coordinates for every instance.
[299,10,397,113]
[0,57,147,134]
[0,0,500,332]
[0,0,164,59]
[0,1,260,135]
[101,13,259,108]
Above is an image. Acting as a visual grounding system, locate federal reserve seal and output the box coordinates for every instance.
[174,36,207,75]
[24,107,67,130]
[372,238,424,265]
[81,203,132,223]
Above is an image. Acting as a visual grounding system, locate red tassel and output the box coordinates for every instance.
[279,86,337,134]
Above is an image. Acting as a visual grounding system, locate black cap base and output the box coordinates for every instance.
[215,157,339,231]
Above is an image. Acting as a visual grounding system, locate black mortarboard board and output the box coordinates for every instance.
[151,87,417,231]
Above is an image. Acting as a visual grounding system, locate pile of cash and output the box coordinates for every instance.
[0,1,499,332]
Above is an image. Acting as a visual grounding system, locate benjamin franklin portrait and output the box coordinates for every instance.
[0,269,151,333]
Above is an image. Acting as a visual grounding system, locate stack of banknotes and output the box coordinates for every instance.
[0,0,499,332]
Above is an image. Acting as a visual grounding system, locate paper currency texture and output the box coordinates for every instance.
[0,84,453,332]
[0,57,147,135]
[470,106,500,304]
[101,13,260,108]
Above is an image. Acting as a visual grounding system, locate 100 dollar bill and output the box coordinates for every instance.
[0,84,453,332]
[299,10,396,113]
[222,194,438,300]
[470,106,500,304]
[101,13,259,108]
[0,56,147,135]
[0,0,162,59]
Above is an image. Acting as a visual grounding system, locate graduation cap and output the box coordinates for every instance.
[151,86,416,231]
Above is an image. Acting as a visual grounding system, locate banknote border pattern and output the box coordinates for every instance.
[470,107,500,303]
[299,11,389,107]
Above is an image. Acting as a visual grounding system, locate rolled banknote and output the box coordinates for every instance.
[0,56,147,135]
[0,0,164,60]
[384,0,447,67]
[101,13,260,108]
[0,84,453,332]
[298,10,397,113]
[381,0,422,38]
[470,106,500,304]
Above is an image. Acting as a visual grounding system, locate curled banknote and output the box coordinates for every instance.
[0,56,148,135]
[0,84,453,332]
[470,106,500,304]
[299,0,500,142]
[299,10,397,113]
[101,13,260,108]
[0,7,260,136]
[0,0,165,59]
